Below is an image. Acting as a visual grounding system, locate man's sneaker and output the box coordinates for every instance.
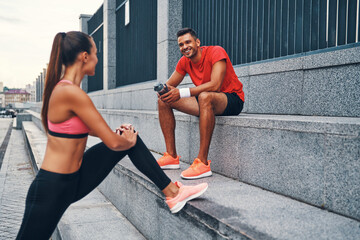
[181,158,212,179]
[157,152,180,169]
[166,181,208,213]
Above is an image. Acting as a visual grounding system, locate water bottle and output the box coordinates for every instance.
[154,82,169,95]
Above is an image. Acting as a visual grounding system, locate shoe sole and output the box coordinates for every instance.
[160,164,180,170]
[180,171,212,180]
[170,185,208,214]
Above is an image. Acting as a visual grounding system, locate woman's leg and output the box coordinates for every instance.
[127,136,171,190]
[73,141,128,202]
[73,136,208,214]
[74,136,172,202]
[17,170,78,240]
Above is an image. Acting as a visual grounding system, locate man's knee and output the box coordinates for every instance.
[158,98,179,112]
[198,92,214,108]
[158,98,169,109]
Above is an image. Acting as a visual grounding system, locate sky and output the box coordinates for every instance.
[0,0,104,89]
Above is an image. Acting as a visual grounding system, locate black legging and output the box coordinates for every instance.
[16,136,171,240]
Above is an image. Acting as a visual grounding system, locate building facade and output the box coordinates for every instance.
[26,82,36,102]
[0,82,4,108]
[4,89,30,107]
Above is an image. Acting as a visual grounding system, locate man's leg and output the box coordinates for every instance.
[157,97,199,158]
[197,92,228,164]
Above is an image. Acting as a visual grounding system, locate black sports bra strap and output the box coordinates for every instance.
[48,130,88,139]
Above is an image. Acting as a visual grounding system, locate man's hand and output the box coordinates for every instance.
[159,85,181,104]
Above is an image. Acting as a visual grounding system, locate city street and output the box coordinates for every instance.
[0,119,35,239]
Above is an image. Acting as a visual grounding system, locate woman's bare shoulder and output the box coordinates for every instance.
[51,83,89,103]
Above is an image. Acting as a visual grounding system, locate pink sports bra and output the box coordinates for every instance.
[47,80,90,139]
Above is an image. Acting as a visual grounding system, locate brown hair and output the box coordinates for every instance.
[41,31,92,132]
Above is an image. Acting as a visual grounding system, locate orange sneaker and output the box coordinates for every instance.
[181,158,212,179]
[166,181,208,213]
[157,152,180,169]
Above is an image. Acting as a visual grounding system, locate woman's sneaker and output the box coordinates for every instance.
[165,182,208,213]
[181,158,212,179]
[157,152,180,169]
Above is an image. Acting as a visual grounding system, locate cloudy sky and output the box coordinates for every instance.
[0,0,104,88]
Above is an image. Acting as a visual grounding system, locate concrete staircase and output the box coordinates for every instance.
[21,45,360,239]
[97,109,360,219]
[18,111,360,239]
[92,46,360,239]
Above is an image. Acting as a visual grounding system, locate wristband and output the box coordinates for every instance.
[179,88,191,98]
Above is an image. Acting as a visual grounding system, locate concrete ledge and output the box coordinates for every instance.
[97,109,360,220]
[235,46,360,117]
[82,45,360,117]
[98,152,360,240]
[16,113,32,130]
[21,121,145,240]
[22,107,360,220]
[234,44,360,77]
[24,110,43,132]
[88,76,193,110]
[31,46,360,117]
[22,122,45,172]
[25,107,360,220]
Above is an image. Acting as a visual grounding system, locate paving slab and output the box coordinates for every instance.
[0,129,34,239]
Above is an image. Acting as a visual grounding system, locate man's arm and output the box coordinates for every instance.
[189,60,226,96]
[158,71,184,103]
[161,60,226,104]
[166,70,185,87]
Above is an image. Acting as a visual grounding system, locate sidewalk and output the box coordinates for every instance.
[0,121,34,239]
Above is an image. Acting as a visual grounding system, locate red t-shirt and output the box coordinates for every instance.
[175,46,244,101]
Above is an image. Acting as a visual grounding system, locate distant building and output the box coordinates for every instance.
[0,82,4,108]
[4,89,30,107]
[35,68,46,102]
[26,82,36,102]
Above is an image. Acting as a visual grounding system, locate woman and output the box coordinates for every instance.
[17,31,208,240]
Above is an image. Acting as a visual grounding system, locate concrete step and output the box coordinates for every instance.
[19,112,360,239]
[21,121,146,240]
[95,149,360,240]
[22,109,360,221]
[95,109,360,221]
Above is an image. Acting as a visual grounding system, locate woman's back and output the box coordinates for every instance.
[42,80,89,173]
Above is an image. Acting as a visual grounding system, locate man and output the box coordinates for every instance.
[157,28,244,179]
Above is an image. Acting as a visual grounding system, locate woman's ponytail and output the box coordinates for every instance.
[41,31,92,132]
[41,32,65,132]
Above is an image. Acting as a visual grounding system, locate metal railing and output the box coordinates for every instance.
[115,0,157,87]
[183,0,360,66]
[88,5,104,92]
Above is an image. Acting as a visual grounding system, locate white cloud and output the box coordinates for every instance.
[0,0,104,88]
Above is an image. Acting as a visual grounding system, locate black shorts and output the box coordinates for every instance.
[196,92,244,116]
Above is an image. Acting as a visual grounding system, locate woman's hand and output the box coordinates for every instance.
[115,123,132,133]
[115,124,137,149]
